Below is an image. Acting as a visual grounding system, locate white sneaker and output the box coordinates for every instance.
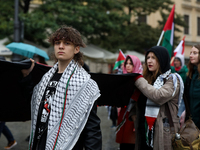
[4,140,17,149]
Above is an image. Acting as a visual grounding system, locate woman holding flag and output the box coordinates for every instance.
[131,46,184,150]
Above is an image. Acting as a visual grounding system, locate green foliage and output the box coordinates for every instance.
[0,0,186,53]
[0,0,14,39]
[120,0,173,14]
[19,0,126,48]
[92,23,161,53]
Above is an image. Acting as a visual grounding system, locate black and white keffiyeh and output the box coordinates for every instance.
[29,60,100,150]
[145,69,184,147]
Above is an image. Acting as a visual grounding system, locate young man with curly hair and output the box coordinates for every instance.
[22,26,102,150]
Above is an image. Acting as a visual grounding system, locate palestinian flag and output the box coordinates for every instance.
[113,49,126,70]
[145,100,160,148]
[170,36,185,65]
[161,5,175,59]
[174,36,185,56]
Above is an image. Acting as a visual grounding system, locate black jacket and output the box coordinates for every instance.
[72,101,102,150]
[184,75,200,129]
[184,77,191,109]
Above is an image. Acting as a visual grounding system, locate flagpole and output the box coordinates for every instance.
[157,30,165,46]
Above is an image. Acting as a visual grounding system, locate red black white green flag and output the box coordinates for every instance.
[173,36,185,56]
[113,49,126,70]
[157,4,175,59]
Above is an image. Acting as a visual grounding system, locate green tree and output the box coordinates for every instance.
[92,0,186,53]
[19,0,125,48]
[0,0,14,39]
[0,0,186,54]
[0,0,31,39]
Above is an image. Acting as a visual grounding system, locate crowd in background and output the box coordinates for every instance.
[1,25,200,150]
[107,44,200,150]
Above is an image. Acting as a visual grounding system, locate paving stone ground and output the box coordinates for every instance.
[0,106,119,150]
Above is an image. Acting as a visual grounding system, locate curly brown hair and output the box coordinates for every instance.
[48,25,86,66]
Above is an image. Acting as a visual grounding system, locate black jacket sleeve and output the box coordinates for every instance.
[72,101,102,150]
[19,73,34,102]
[184,76,191,121]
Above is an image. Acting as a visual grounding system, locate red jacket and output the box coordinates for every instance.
[116,107,135,144]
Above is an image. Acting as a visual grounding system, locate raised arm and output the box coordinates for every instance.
[134,77,180,105]
[21,58,35,77]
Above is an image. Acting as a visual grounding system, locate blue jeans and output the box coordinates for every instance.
[178,99,185,117]
[0,122,14,142]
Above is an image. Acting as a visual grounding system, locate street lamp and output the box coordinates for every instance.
[11,0,21,62]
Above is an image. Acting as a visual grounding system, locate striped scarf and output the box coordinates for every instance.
[29,60,100,150]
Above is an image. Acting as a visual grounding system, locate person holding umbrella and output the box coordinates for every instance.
[21,26,102,150]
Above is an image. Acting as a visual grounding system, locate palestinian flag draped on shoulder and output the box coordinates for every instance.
[113,49,126,70]
[157,4,175,59]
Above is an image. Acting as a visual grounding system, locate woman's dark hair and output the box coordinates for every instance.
[48,25,86,66]
[124,56,133,67]
[188,44,200,79]
[33,55,47,65]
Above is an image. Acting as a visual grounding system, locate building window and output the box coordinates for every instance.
[184,15,189,34]
[138,15,147,24]
[198,17,200,36]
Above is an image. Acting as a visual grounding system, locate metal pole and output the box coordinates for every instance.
[157,30,165,46]
[12,0,21,62]
[14,0,20,42]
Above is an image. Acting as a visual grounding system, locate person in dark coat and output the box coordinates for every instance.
[21,26,102,150]
[109,106,118,127]
[180,44,200,130]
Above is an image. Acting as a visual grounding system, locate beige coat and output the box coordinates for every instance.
[133,76,180,150]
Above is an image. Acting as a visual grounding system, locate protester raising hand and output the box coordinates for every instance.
[21,58,35,77]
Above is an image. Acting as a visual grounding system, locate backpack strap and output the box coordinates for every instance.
[165,93,192,130]
[165,103,174,128]
[165,103,176,135]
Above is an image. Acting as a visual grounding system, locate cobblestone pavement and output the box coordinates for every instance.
[0,106,119,150]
